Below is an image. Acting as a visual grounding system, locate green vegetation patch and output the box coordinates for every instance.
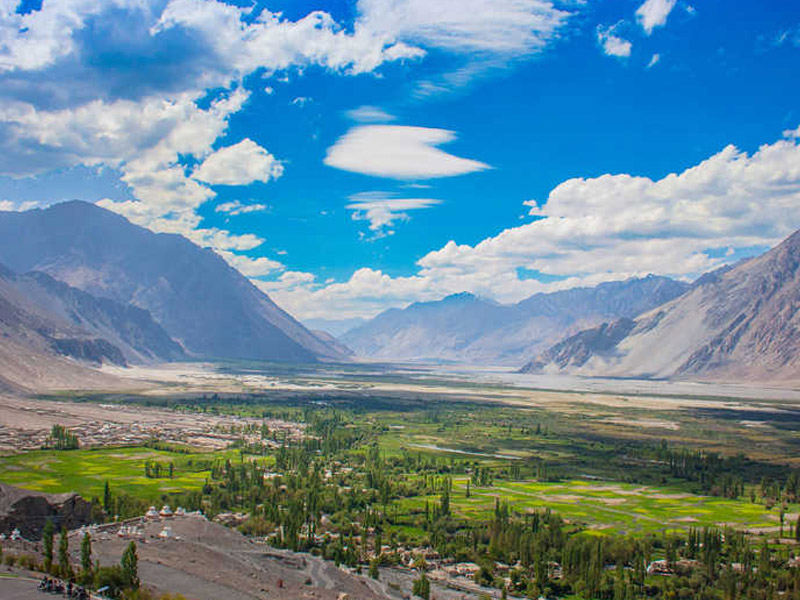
[0,446,228,501]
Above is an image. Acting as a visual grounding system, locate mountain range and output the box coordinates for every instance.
[340,276,690,364]
[0,200,796,388]
[522,229,800,381]
[0,201,344,365]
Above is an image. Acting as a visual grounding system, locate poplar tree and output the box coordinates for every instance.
[121,541,139,589]
[58,526,72,579]
[42,519,55,574]
[81,532,93,577]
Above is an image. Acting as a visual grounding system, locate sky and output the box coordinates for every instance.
[0,0,799,324]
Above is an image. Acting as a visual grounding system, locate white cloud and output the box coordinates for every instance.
[597,26,632,58]
[215,201,269,216]
[356,0,573,96]
[153,0,424,79]
[193,139,283,186]
[636,0,677,35]
[217,250,283,277]
[324,125,490,180]
[647,53,661,68]
[347,191,441,235]
[0,0,130,73]
[784,125,800,139]
[355,0,570,55]
[0,199,39,212]
[271,131,800,320]
[346,105,396,123]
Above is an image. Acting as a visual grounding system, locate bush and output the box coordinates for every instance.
[17,554,41,571]
[95,565,127,598]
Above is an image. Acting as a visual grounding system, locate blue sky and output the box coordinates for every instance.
[0,0,799,322]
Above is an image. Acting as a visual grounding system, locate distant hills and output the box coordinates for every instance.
[340,276,689,364]
[522,229,800,381]
[0,201,344,366]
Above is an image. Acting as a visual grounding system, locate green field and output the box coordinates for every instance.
[0,446,231,501]
[439,478,779,534]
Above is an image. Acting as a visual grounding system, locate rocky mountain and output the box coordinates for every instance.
[522,230,800,381]
[0,263,125,366]
[0,321,126,394]
[311,329,354,357]
[1,265,184,364]
[0,201,344,363]
[0,261,142,391]
[341,276,690,364]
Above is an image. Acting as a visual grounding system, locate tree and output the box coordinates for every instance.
[412,572,430,600]
[121,541,139,589]
[369,559,380,580]
[43,519,55,574]
[103,480,112,514]
[81,532,93,579]
[58,526,72,579]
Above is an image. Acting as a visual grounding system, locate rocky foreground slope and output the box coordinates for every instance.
[523,229,800,381]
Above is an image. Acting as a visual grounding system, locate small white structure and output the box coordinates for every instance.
[159,505,173,518]
[158,526,174,539]
[175,507,186,516]
[10,528,22,541]
[146,506,159,519]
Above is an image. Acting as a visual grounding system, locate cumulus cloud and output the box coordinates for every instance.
[347,191,441,235]
[270,131,800,320]
[217,250,283,277]
[597,26,632,58]
[636,0,677,35]
[152,0,424,79]
[0,199,39,212]
[193,139,283,186]
[0,0,129,74]
[325,125,489,180]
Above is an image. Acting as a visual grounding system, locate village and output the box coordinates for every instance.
[0,395,306,452]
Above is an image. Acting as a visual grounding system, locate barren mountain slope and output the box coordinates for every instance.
[0,201,343,363]
[2,266,184,363]
[342,277,689,364]
[523,230,800,381]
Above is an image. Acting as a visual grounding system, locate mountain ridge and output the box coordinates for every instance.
[522,230,800,381]
[340,275,690,364]
[0,201,345,363]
